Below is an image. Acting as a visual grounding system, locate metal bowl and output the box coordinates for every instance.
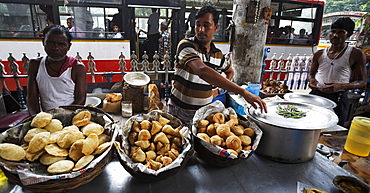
[333,175,370,193]
[85,96,101,107]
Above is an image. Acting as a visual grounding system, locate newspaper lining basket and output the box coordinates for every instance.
[0,105,115,192]
[116,110,193,182]
[193,114,260,167]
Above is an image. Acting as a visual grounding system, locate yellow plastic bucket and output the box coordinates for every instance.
[344,116,370,157]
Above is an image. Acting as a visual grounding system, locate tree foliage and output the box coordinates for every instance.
[324,0,370,14]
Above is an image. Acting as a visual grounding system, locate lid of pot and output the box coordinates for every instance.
[246,101,338,130]
[284,93,337,109]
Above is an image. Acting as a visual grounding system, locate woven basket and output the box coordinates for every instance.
[193,114,261,167]
[117,110,193,182]
[1,149,113,192]
[0,105,115,192]
[118,147,193,182]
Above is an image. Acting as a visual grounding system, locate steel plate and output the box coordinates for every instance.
[284,93,337,109]
[247,101,338,130]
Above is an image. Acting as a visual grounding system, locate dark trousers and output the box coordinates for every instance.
[310,89,349,126]
[148,33,160,62]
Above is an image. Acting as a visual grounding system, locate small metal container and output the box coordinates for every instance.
[246,101,338,163]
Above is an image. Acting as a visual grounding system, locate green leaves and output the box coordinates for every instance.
[276,104,307,119]
[324,0,370,14]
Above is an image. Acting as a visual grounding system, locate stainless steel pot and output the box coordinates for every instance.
[246,101,338,163]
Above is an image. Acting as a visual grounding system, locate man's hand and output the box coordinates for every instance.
[309,78,319,89]
[319,83,343,94]
[242,90,267,114]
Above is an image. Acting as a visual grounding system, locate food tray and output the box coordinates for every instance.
[192,101,262,167]
[0,105,116,192]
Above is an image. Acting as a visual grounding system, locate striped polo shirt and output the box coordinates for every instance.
[170,37,231,110]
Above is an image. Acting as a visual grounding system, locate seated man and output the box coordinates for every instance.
[27,25,87,115]
[293,28,310,44]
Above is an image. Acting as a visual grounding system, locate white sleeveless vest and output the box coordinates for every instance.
[316,45,353,85]
[36,57,75,111]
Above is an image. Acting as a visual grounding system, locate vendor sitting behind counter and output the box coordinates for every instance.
[308,17,367,126]
[27,25,87,115]
[168,6,267,126]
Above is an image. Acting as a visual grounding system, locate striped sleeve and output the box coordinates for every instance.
[176,40,200,67]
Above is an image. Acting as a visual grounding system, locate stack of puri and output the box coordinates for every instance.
[0,107,114,180]
[117,110,192,182]
[192,101,263,167]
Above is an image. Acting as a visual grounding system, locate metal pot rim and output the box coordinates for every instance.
[246,101,338,130]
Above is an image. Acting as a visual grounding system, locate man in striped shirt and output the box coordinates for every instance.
[169,6,267,126]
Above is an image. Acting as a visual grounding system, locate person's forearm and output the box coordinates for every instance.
[27,96,40,115]
[341,80,367,91]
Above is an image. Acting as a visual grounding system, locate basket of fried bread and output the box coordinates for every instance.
[0,105,117,192]
[192,100,262,167]
[115,110,193,182]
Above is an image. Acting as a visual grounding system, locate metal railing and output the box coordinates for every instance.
[0,50,175,109]
[261,52,313,91]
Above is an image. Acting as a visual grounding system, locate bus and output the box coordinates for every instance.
[0,0,324,90]
[319,11,367,50]
[183,0,324,61]
[0,0,182,90]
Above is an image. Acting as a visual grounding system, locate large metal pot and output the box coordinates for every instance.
[246,101,338,163]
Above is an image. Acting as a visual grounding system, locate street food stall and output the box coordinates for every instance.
[0,78,369,193]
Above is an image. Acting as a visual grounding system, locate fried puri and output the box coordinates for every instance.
[81,122,104,136]
[27,132,51,153]
[44,119,63,133]
[72,155,94,171]
[0,143,26,161]
[72,111,91,127]
[30,112,53,128]
[40,153,67,165]
[47,160,74,174]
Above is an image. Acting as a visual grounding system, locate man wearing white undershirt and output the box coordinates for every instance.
[309,17,367,126]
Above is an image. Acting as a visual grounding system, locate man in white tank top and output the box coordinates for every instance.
[309,17,367,126]
[27,25,86,115]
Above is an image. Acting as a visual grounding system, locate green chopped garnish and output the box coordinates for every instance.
[276,104,307,119]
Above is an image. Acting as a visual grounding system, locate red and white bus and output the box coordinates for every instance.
[0,0,324,90]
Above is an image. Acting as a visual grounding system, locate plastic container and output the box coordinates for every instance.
[344,116,370,157]
[246,83,261,96]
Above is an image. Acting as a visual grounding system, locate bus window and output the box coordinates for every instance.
[277,20,314,45]
[66,0,122,4]
[270,1,320,46]
[280,6,317,20]
[135,8,171,38]
[0,3,37,38]
[135,8,152,38]
[59,6,121,39]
